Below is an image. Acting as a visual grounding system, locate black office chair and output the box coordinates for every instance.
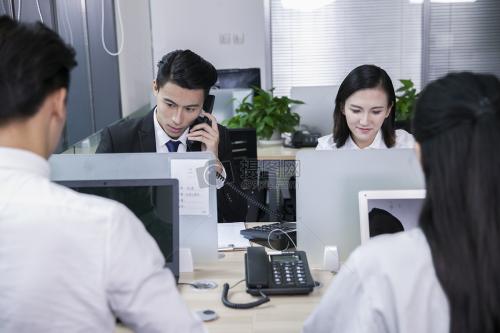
[225,128,267,222]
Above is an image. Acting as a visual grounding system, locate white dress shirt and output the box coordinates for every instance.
[316,129,415,150]
[153,108,226,188]
[0,147,205,333]
[303,228,449,333]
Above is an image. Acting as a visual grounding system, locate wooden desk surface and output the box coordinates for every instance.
[116,232,334,333]
[257,145,315,160]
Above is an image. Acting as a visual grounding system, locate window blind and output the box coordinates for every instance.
[426,0,500,83]
[271,0,423,97]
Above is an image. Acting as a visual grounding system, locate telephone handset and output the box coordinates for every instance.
[186,94,215,152]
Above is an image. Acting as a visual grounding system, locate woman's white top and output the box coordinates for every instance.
[302,228,450,333]
[316,129,415,150]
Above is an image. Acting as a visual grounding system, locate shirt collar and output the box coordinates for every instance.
[345,130,386,150]
[0,147,50,179]
[153,107,188,147]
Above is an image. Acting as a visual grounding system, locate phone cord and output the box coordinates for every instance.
[216,172,284,221]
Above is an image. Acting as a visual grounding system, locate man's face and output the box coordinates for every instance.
[154,81,205,139]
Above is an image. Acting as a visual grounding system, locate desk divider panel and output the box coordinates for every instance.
[296,149,425,268]
[49,152,218,265]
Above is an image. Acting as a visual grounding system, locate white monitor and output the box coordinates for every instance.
[358,189,426,244]
[290,85,338,136]
[49,152,218,265]
[210,88,252,123]
[296,149,425,268]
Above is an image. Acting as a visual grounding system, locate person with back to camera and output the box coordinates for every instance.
[316,64,415,150]
[303,71,500,332]
[0,16,205,333]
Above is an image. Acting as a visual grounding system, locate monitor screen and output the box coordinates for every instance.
[367,198,423,237]
[56,178,179,280]
[215,68,261,89]
[358,190,425,244]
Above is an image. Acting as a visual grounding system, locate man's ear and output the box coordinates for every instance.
[152,80,158,96]
[51,88,67,122]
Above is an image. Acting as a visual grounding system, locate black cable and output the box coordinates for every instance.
[221,282,270,309]
[229,278,246,289]
[217,172,284,221]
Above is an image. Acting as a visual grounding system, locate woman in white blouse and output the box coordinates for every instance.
[303,72,500,333]
[316,65,415,150]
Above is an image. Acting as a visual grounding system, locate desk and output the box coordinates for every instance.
[257,145,314,161]
[116,232,334,333]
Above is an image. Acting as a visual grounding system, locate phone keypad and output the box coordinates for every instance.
[271,254,308,287]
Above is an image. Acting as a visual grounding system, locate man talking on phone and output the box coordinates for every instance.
[97,49,245,222]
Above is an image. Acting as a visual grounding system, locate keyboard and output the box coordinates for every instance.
[240,222,297,250]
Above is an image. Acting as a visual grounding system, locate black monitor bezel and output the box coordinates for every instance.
[55,178,179,281]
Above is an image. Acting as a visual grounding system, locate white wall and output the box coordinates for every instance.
[116,0,154,117]
[149,0,268,88]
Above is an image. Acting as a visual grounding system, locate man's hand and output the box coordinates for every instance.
[187,112,223,173]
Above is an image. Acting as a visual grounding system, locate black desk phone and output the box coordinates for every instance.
[221,247,315,309]
[245,247,315,296]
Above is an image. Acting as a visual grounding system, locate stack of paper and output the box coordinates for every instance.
[217,222,251,251]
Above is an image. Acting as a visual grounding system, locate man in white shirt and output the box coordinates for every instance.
[0,16,204,333]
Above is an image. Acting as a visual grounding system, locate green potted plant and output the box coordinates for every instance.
[223,87,304,142]
[395,79,419,132]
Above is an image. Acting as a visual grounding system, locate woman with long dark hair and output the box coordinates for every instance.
[303,72,500,333]
[316,64,414,150]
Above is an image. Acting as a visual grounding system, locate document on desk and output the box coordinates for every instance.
[171,159,210,216]
[218,222,251,251]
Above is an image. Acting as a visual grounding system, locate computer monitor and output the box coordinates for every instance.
[49,152,218,265]
[55,178,180,280]
[215,68,261,89]
[358,190,425,244]
[290,85,338,136]
[296,149,425,268]
[210,88,252,123]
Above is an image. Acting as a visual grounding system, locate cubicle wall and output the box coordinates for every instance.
[49,153,219,265]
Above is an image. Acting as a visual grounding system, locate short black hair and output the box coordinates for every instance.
[333,64,396,148]
[155,49,217,97]
[0,16,76,126]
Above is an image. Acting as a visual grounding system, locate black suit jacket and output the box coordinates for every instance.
[96,109,246,222]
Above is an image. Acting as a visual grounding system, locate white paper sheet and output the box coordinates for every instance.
[171,159,210,216]
[217,222,251,250]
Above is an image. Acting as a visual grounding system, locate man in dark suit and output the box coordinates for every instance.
[97,49,245,222]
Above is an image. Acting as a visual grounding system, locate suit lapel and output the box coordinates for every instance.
[138,109,157,153]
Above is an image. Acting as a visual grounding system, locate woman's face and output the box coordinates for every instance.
[342,88,392,148]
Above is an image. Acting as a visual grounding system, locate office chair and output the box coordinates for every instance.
[226,128,267,222]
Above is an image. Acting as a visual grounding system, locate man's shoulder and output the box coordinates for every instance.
[97,110,154,153]
[107,111,152,135]
[49,180,128,219]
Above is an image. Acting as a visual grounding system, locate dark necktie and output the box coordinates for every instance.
[165,140,181,152]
